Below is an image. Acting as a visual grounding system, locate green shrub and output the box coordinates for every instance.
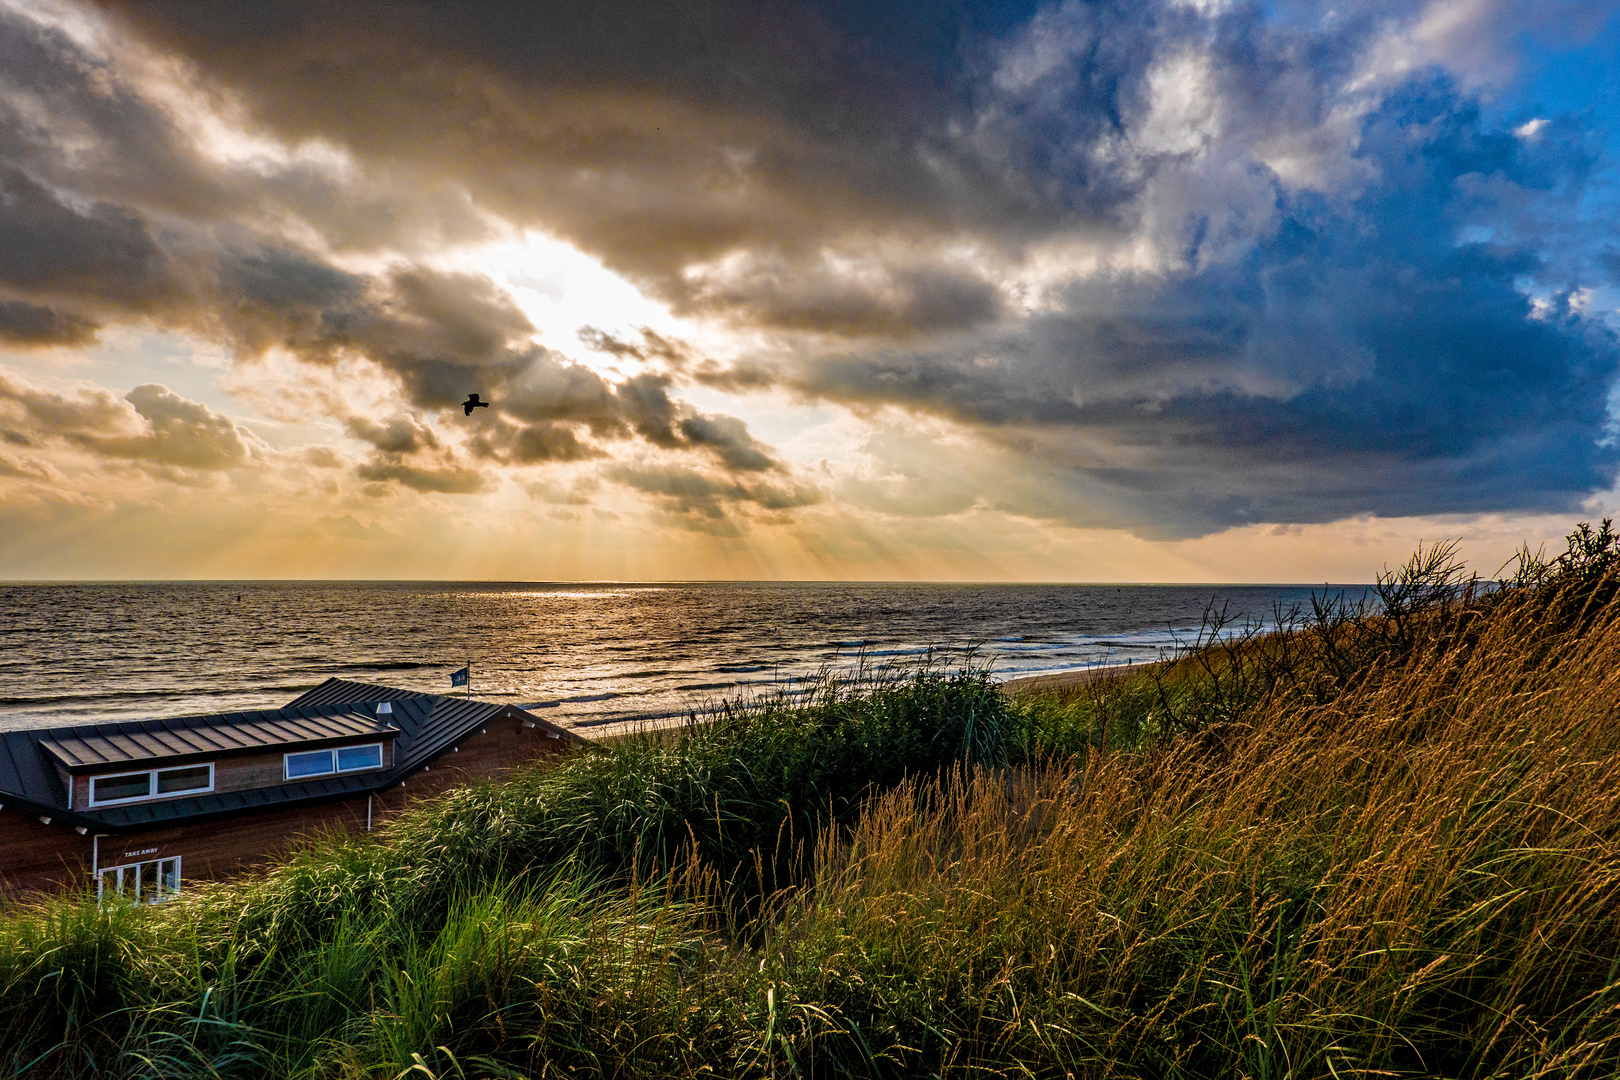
[6,532,1620,1077]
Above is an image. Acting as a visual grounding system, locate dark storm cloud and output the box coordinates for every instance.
[2,0,1614,534]
[0,8,223,218]
[0,171,793,482]
[88,0,1097,336]
[0,0,499,365]
[608,463,823,523]
[677,414,777,472]
[0,165,177,310]
[0,300,97,346]
[767,78,1620,534]
[0,3,487,249]
[0,55,789,482]
[689,259,1008,337]
[80,0,1376,333]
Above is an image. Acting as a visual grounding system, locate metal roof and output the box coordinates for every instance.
[285,679,430,709]
[0,728,70,820]
[85,769,384,829]
[39,709,399,772]
[288,680,583,774]
[0,678,583,832]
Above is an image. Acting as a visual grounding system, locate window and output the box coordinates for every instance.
[90,772,152,804]
[337,744,383,772]
[88,764,214,807]
[284,749,334,779]
[284,742,384,780]
[99,856,181,905]
[157,765,211,794]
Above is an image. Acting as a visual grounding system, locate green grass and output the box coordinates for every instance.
[4,530,1620,1077]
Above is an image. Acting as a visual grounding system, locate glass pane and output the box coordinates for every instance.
[285,750,334,778]
[156,765,211,794]
[158,858,180,899]
[92,772,152,803]
[139,862,158,905]
[336,744,382,772]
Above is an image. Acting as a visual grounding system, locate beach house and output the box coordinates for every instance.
[0,679,583,900]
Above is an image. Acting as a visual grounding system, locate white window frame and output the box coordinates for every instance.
[337,743,384,772]
[98,855,182,905]
[284,742,385,781]
[284,748,334,779]
[87,763,215,807]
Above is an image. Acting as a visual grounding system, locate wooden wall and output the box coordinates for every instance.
[69,740,399,809]
[400,708,573,798]
[103,795,373,883]
[0,808,93,896]
[2,711,578,900]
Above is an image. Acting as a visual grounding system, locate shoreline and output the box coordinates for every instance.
[998,661,1153,695]
[0,663,1159,738]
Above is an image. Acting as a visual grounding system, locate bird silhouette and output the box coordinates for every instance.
[462,393,490,416]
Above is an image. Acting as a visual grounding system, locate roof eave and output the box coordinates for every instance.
[45,727,404,775]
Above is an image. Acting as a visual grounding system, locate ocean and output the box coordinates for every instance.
[0,581,1366,733]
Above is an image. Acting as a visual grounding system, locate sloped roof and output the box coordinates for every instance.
[0,678,581,831]
[0,727,70,819]
[285,679,430,709]
[39,709,398,772]
[286,678,582,775]
[84,769,383,829]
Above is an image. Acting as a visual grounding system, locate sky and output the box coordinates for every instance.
[1,0,1619,582]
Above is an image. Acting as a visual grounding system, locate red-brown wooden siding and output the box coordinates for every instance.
[0,808,93,895]
[0,710,575,899]
[68,741,398,809]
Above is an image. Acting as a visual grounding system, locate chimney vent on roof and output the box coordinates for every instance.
[377,702,393,715]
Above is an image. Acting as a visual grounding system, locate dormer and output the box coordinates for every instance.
[38,706,400,811]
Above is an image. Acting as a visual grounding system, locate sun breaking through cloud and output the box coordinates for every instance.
[0,0,1618,579]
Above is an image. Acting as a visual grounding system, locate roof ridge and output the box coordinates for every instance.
[34,699,373,741]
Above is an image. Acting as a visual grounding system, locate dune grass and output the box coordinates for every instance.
[4,529,1620,1077]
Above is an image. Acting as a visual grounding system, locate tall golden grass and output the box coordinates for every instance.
[3,537,1619,1077]
[765,561,1620,1076]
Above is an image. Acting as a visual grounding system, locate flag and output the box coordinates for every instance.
[450,665,469,688]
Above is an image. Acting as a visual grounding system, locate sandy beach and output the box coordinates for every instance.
[998,662,1152,695]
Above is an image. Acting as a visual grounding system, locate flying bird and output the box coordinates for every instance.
[462,393,490,416]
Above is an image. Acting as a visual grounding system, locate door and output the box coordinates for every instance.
[98,856,181,904]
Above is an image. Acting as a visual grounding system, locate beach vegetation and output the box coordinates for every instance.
[3,524,1620,1077]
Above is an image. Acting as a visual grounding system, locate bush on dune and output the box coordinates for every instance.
[0,666,1011,1077]
[3,526,1620,1077]
[787,604,1620,1077]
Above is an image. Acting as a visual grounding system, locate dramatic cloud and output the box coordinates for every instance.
[0,299,96,346]
[0,0,1615,576]
[608,463,824,531]
[0,372,261,475]
[782,94,1620,534]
